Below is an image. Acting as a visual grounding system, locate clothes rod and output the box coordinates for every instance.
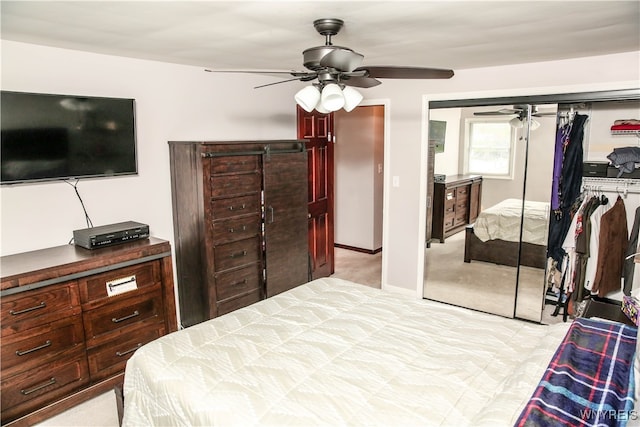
[582,177,640,197]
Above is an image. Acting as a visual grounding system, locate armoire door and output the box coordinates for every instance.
[297,106,335,279]
[263,150,310,297]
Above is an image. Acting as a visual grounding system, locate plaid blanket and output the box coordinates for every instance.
[516,318,637,427]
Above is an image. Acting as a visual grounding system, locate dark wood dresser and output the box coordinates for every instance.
[0,237,177,426]
[169,140,309,327]
[432,174,482,243]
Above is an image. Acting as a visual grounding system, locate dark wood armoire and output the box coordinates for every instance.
[168,140,309,327]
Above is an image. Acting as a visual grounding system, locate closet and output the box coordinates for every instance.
[424,89,640,323]
[169,140,309,328]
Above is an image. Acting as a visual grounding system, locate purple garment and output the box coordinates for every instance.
[550,125,566,211]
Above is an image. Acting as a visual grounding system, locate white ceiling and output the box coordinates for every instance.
[2,1,639,76]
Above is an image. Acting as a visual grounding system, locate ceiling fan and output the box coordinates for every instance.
[206,18,454,113]
[473,105,557,119]
[473,105,557,130]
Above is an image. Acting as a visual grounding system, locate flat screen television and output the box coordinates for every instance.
[1,91,137,184]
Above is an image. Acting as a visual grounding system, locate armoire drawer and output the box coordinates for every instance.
[210,172,261,198]
[86,323,164,381]
[214,236,261,272]
[1,282,80,337]
[0,354,89,424]
[212,214,261,244]
[209,155,260,174]
[211,194,262,221]
[1,315,85,377]
[82,288,164,342]
[215,262,262,302]
[217,289,262,317]
[79,260,160,305]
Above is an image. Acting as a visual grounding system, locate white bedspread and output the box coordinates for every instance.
[473,198,550,245]
[122,277,570,427]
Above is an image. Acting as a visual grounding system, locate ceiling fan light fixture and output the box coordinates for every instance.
[294,85,321,112]
[342,86,363,112]
[509,117,523,129]
[315,102,330,114]
[320,83,345,112]
[529,119,541,131]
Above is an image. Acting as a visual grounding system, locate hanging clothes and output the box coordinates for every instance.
[547,113,588,264]
[592,196,628,297]
[623,206,640,295]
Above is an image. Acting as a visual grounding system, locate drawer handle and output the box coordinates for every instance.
[16,340,52,356]
[21,378,56,395]
[230,250,247,259]
[231,279,248,287]
[10,301,46,316]
[228,225,247,233]
[228,204,246,211]
[116,343,142,357]
[112,310,140,323]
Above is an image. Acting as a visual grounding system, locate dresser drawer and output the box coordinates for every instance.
[210,172,261,198]
[1,283,80,336]
[212,214,261,244]
[214,236,261,272]
[215,262,262,302]
[1,315,85,377]
[87,323,164,381]
[211,194,261,221]
[456,186,469,199]
[1,354,89,424]
[209,155,260,174]
[79,260,160,305]
[83,288,163,342]
[217,289,262,316]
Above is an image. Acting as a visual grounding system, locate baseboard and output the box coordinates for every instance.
[334,243,382,255]
[381,282,416,297]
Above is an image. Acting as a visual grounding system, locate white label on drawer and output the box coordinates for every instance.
[106,275,138,297]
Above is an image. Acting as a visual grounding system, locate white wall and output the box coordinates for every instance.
[0,40,299,257]
[2,40,639,299]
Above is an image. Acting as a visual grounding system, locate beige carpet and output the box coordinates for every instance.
[332,247,382,289]
[424,231,565,325]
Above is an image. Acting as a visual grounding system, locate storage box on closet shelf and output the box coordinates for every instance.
[610,119,640,136]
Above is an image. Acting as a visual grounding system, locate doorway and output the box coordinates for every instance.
[298,103,386,287]
[333,104,385,288]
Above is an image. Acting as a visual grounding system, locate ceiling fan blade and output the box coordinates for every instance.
[473,111,515,116]
[253,76,314,89]
[320,49,364,72]
[341,76,382,88]
[355,66,454,79]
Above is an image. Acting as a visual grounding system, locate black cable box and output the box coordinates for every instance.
[73,221,150,250]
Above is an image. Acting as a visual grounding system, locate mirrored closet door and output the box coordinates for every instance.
[424,102,557,322]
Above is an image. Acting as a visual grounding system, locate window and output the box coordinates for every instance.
[463,118,516,179]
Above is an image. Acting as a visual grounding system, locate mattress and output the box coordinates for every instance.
[122,277,571,426]
[472,198,550,245]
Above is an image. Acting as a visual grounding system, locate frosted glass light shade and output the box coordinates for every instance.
[294,86,320,112]
[529,119,541,131]
[315,103,330,114]
[342,86,363,112]
[320,83,345,112]
[509,117,523,129]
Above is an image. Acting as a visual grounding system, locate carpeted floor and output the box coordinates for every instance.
[423,231,566,325]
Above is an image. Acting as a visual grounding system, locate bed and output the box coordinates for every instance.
[120,277,637,426]
[464,198,550,269]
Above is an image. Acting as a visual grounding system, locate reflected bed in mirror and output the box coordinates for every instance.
[464,198,550,269]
